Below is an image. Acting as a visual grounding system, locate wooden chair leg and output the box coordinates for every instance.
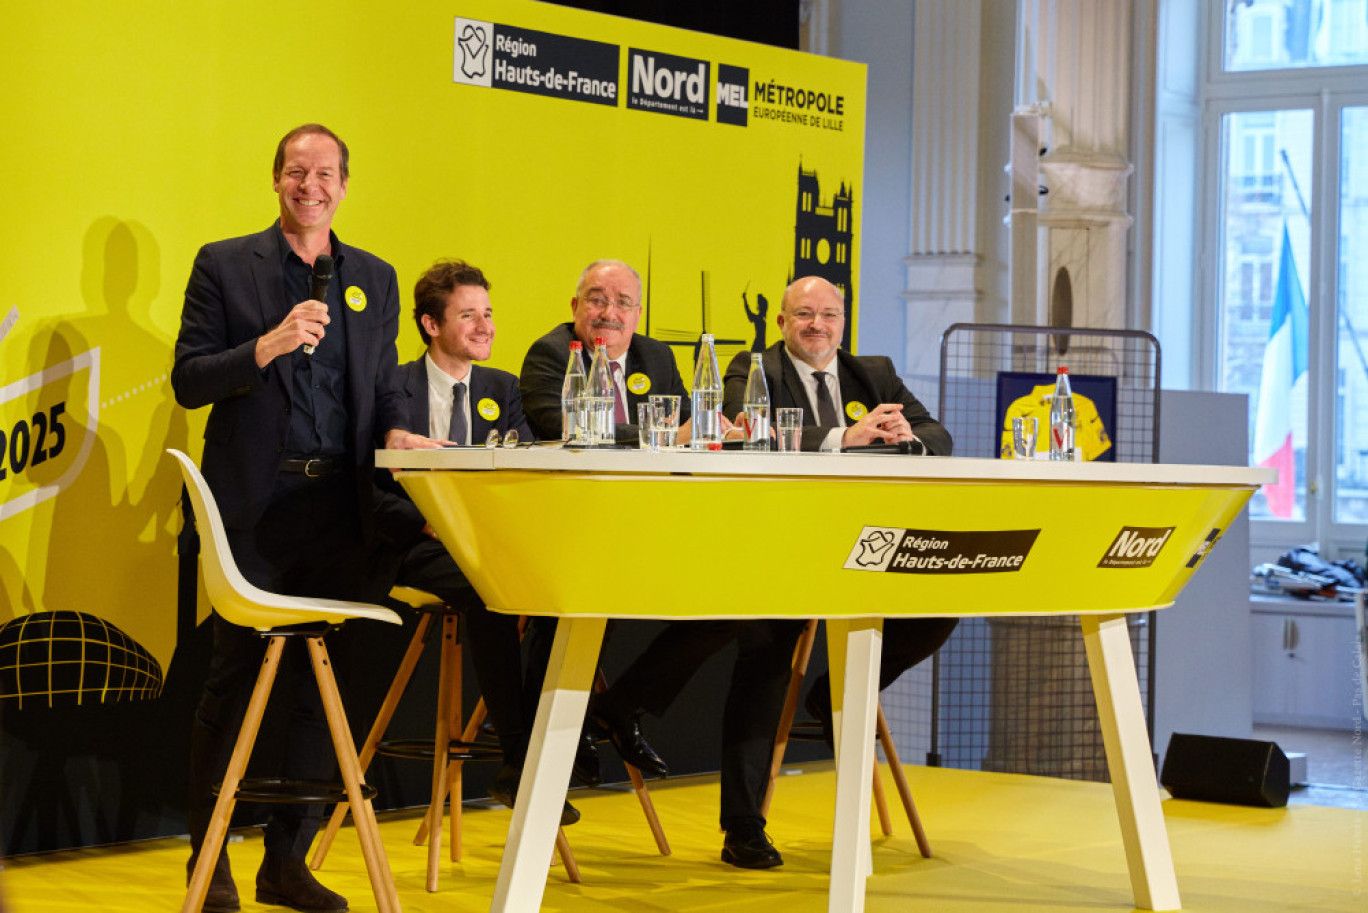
[182,638,284,913]
[762,619,819,818]
[422,614,460,892]
[555,828,581,883]
[876,704,932,858]
[871,754,893,836]
[593,670,670,855]
[307,636,400,913]
[312,612,435,871]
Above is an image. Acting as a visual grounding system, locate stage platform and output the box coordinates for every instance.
[4,761,1363,912]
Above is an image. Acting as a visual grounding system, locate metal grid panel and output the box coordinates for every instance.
[894,323,1162,782]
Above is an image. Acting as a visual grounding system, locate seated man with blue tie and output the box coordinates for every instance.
[721,275,959,740]
[380,259,582,822]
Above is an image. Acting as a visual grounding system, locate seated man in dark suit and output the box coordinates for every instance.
[519,259,804,869]
[377,258,583,823]
[721,275,958,738]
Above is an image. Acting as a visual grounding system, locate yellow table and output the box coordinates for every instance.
[377,447,1272,913]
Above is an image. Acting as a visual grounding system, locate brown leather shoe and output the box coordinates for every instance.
[186,850,241,913]
[255,852,348,912]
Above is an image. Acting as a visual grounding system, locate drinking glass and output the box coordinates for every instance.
[637,403,656,451]
[776,407,803,452]
[1012,416,1038,460]
[649,394,680,450]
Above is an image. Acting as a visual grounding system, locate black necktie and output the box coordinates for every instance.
[449,382,468,445]
[813,371,840,427]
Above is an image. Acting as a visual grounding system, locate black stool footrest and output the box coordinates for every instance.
[214,777,375,804]
[376,738,504,763]
[788,721,828,742]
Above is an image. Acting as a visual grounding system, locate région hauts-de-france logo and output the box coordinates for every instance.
[454,18,493,86]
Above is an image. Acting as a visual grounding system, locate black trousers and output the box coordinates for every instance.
[807,617,960,701]
[187,472,377,862]
[392,539,528,764]
[524,617,805,831]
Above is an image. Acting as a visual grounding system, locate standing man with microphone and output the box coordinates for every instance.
[173,123,436,913]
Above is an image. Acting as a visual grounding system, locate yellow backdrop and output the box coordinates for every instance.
[0,0,866,677]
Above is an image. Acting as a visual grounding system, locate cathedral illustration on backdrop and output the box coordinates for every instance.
[787,164,855,351]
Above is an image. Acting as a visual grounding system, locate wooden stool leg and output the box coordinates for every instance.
[871,755,893,836]
[554,828,581,883]
[307,636,400,913]
[762,619,819,818]
[447,623,464,864]
[593,670,670,855]
[876,704,932,857]
[422,614,459,892]
[183,638,284,913]
[312,612,434,871]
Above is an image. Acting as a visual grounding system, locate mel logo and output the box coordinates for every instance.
[716,64,748,126]
[627,48,709,120]
[1098,526,1175,569]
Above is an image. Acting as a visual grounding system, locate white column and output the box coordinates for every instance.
[1015,0,1135,330]
[903,0,984,379]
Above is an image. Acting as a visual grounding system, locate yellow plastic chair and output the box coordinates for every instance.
[168,449,403,913]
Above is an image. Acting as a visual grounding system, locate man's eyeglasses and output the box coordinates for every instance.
[789,309,844,323]
[582,293,640,313]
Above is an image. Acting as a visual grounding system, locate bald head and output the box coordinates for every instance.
[778,276,846,369]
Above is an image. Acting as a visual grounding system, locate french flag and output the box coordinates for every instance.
[1252,224,1308,518]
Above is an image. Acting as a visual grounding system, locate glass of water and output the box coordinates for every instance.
[649,395,680,450]
[776,407,803,452]
[637,403,656,451]
[1011,416,1038,459]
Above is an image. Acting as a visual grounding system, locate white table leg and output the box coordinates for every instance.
[826,617,882,913]
[1080,613,1181,912]
[490,616,606,913]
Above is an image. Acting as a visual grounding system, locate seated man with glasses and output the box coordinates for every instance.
[720,274,958,744]
[517,259,804,869]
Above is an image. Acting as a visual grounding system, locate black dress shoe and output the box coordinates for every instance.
[255,852,347,912]
[590,710,668,779]
[804,685,835,749]
[721,823,783,869]
[186,851,240,913]
[488,763,582,826]
[571,731,603,787]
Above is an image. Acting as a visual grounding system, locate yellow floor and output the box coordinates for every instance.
[3,762,1365,912]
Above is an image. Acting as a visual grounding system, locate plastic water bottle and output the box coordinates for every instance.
[561,341,586,443]
[1049,366,1076,461]
[583,337,615,446]
[690,333,723,451]
[742,352,770,451]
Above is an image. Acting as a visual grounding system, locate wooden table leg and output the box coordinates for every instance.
[490,616,605,912]
[1080,613,1181,912]
[826,617,882,913]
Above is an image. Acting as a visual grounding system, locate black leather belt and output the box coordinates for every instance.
[279,457,342,478]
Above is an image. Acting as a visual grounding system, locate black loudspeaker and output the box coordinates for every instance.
[1160,733,1290,808]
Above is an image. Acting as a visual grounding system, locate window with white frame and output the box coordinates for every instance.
[1207,0,1368,555]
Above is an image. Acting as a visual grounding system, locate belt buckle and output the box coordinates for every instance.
[303,458,328,478]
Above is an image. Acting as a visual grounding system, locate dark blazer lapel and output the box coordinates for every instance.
[468,365,495,441]
[402,360,430,436]
[624,338,648,413]
[770,344,812,416]
[249,229,290,390]
[836,351,879,416]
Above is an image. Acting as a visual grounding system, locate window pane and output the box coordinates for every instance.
[1334,107,1368,522]
[1218,110,1313,521]
[1226,0,1368,72]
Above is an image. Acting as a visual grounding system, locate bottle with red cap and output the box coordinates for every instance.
[583,336,615,446]
[1048,366,1077,461]
[561,341,586,443]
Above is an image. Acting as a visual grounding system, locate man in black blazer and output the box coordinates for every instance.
[379,258,576,822]
[518,260,803,870]
[721,275,958,743]
[518,259,692,445]
[173,124,437,913]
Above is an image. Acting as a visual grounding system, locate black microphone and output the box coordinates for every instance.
[303,254,333,356]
